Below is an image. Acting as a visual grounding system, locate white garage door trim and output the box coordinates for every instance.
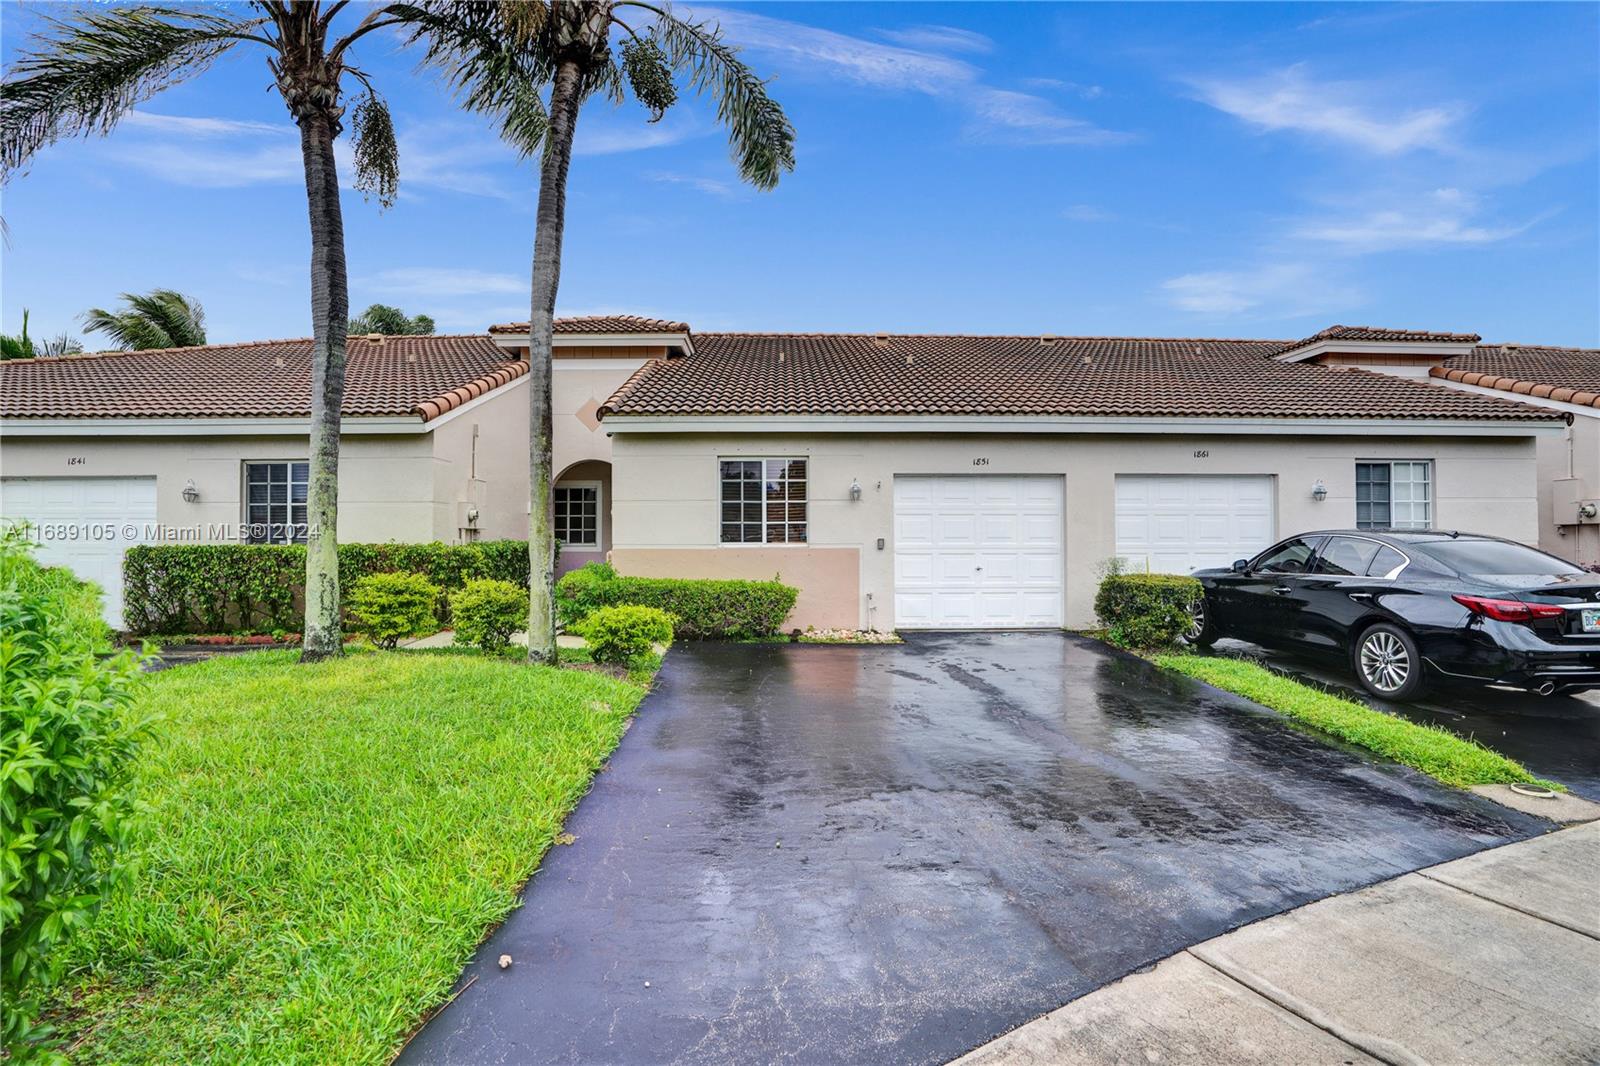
[1,476,158,629]
[894,475,1064,629]
[1114,474,1276,575]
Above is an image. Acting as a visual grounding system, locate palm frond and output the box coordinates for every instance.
[1,6,260,181]
[82,289,206,350]
[350,90,400,208]
[636,4,794,190]
[389,1,553,158]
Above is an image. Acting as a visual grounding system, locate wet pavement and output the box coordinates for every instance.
[400,632,1548,1066]
[1212,639,1600,801]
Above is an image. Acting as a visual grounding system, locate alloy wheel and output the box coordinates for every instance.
[1359,631,1410,693]
[1185,598,1207,642]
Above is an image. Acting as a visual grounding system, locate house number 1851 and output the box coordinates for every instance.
[972,457,990,466]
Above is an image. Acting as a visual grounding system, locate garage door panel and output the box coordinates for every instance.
[1,476,157,629]
[1115,475,1275,576]
[894,476,1063,629]
[895,513,934,547]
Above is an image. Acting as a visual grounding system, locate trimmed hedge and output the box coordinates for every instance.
[574,605,675,664]
[555,563,797,640]
[123,541,530,635]
[1095,572,1202,649]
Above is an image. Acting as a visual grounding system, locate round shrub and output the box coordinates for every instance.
[574,605,675,665]
[347,572,439,649]
[450,579,526,653]
[1094,572,1202,649]
[1,532,153,1058]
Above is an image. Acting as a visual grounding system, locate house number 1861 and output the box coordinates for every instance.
[1193,450,1209,459]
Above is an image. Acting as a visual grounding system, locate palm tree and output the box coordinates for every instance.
[349,302,435,335]
[1,309,85,359]
[83,288,207,349]
[404,1,795,663]
[3,3,410,661]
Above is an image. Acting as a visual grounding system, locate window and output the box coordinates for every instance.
[1254,536,1324,574]
[244,461,309,544]
[554,482,601,549]
[1356,461,1431,530]
[721,458,807,544]
[1368,545,1408,579]
[1419,539,1583,580]
[1313,536,1382,577]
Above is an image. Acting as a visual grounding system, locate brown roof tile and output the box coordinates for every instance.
[1,334,526,420]
[599,332,1561,422]
[1280,324,1483,352]
[488,314,690,335]
[1432,345,1600,406]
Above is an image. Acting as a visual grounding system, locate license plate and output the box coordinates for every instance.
[1583,609,1600,634]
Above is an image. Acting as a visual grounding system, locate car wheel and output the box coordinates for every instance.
[1184,593,1217,648]
[1353,623,1425,700]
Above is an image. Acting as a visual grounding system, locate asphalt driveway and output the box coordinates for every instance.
[1212,638,1600,801]
[401,632,1546,1066]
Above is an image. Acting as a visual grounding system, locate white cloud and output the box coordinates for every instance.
[967,88,1131,146]
[1023,77,1105,100]
[1291,187,1542,252]
[693,6,1128,147]
[124,110,283,138]
[575,118,704,156]
[361,268,526,298]
[1191,64,1465,155]
[877,25,993,55]
[1162,262,1363,317]
[1062,204,1113,222]
[645,171,742,199]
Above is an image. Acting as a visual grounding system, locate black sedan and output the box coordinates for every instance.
[1189,530,1600,700]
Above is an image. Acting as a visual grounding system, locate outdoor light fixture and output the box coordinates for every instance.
[1311,479,1328,502]
[181,479,200,503]
[849,479,863,501]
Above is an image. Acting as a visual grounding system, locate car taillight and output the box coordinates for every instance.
[1451,594,1565,623]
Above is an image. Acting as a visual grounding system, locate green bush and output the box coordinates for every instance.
[122,541,532,635]
[0,526,111,654]
[1095,572,1202,649]
[1,534,153,1059]
[347,572,440,649]
[450,579,526,653]
[554,563,797,640]
[574,605,675,664]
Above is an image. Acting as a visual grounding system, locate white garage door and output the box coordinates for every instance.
[1,477,158,628]
[894,476,1063,629]
[1115,475,1275,574]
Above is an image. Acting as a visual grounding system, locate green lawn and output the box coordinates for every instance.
[51,650,648,1064]
[1154,653,1562,791]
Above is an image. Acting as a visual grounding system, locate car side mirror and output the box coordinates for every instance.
[1231,559,1249,573]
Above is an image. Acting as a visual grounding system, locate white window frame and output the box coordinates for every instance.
[718,456,809,545]
[553,480,603,550]
[242,460,310,544]
[1355,460,1432,531]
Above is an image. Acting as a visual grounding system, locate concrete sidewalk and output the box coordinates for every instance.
[958,820,1600,1066]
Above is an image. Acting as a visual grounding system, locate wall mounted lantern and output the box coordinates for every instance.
[1310,479,1328,502]
[181,479,200,503]
[849,479,863,502]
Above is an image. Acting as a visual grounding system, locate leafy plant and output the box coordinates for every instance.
[1095,573,1202,649]
[1,309,83,360]
[122,541,533,636]
[81,289,206,350]
[450,578,526,653]
[346,572,440,649]
[1,534,153,1060]
[573,604,674,664]
[555,563,797,640]
[348,303,435,336]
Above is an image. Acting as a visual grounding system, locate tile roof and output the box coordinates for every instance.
[488,314,691,335]
[1432,345,1600,409]
[1280,324,1484,352]
[599,333,1560,422]
[1,334,526,420]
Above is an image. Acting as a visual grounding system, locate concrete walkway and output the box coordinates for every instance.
[958,819,1600,1066]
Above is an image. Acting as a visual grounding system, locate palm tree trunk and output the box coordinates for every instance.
[298,109,348,662]
[526,56,585,666]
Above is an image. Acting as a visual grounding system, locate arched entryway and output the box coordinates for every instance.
[554,459,612,577]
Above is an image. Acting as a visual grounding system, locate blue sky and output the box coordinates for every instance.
[3,2,1597,347]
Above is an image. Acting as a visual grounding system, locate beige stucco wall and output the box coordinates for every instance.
[608,430,1544,631]
[1539,415,1600,565]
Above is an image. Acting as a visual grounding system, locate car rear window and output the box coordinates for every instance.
[1314,537,1382,576]
[1419,540,1584,580]
[1368,545,1407,578]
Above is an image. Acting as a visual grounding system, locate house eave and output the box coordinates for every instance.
[0,415,430,437]
[1274,339,1480,363]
